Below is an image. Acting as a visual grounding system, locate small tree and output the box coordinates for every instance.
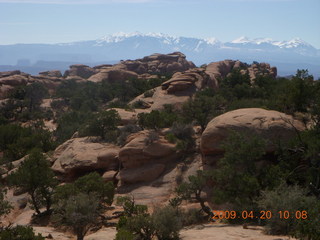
[257,182,320,238]
[176,170,214,219]
[0,186,12,217]
[211,131,268,210]
[53,172,114,240]
[115,196,182,240]
[8,149,57,215]
[0,225,44,240]
[82,110,121,140]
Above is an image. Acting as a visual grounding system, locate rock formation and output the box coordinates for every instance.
[51,137,120,180]
[117,130,178,184]
[201,108,305,160]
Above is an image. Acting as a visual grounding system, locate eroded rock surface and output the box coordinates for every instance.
[201,108,305,157]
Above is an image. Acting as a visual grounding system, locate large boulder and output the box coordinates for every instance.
[51,137,120,179]
[205,60,277,89]
[0,74,29,86]
[118,163,165,184]
[39,70,62,78]
[118,130,178,184]
[119,131,177,169]
[121,52,196,75]
[112,108,150,125]
[201,108,305,156]
[64,64,97,79]
[88,68,138,83]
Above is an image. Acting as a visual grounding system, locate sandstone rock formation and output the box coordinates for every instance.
[117,130,177,184]
[201,108,305,158]
[112,108,150,125]
[120,52,196,74]
[39,70,62,78]
[51,137,120,180]
[63,64,97,79]
[205,60,277,89]
[88,68,138,83]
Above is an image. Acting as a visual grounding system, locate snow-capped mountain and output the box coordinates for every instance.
[0,32,319,77]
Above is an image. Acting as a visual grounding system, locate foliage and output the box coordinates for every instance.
[53,172,114,240]
[8,149,57,215]
[166,122,195,153]
[0,187,12,217]
[211,131,270,210]
[5,82,49,121]
[80,110,121,141]
[176,170,214,219]
[181,90,226,131]
[54,110,93,144]
[117,124,142,146]
[138,108,179,130]
[257,182,320,239]
[116,196,182,240]
[152,205,182,240]
[179,208,206,226]
[0,123,56,162]
[0,225,44,240]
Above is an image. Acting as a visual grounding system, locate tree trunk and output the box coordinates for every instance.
[30,192,41,215]
[195,192,214,219]
[76,231,84,240]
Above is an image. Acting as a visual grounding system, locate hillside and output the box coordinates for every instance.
[0,52,319,240]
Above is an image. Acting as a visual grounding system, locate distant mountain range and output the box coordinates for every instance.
[1,32,319,77]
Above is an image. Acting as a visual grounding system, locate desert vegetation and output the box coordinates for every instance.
[0,54,319,240]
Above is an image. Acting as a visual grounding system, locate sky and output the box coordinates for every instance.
[0,0,319,48]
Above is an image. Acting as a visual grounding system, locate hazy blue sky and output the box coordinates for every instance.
[0,0,319,48]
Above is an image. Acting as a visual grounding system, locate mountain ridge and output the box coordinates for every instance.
[0,32,319,77]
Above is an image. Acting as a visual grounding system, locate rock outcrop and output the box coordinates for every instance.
[117,130,177,184]
[88,68,138,83]
[63,64,97,79]
[201,108,305,158]
[51,137,120,180]
[205,60,277,89]
[121,52,196,75]
[39,70,62,78]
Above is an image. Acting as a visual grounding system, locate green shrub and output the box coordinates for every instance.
[80,110,121,141]
[152,205,182,240]
[257,182,320,238]
[180,208,206,226]
[8,149,57,215]
[0,187,12,217]
[53,172,115,240]
[0,225,44,240]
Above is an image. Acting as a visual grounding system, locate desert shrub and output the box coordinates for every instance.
[180,208,206,226]
[143,89,155,98]
[152,205,182,240]
[0,225,44,240]
[131,100,147,109]
[117,124,142,146]
[0,123,55,162]
[181,91,226,131]
[0,187,12,217]
[176,170,214,219]
[144,131,159,145]
[211,131,272,211]
[257,182,320,238]
[138,109,178,130]
[8,149,57,215]
[116,196,182,240]
[166,122,195,153]
[80,109,121,141]
[53,172,114,240]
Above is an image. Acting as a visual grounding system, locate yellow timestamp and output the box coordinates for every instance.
[212,210,308,220]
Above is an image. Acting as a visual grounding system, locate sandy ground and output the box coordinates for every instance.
[33,223,295,240]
